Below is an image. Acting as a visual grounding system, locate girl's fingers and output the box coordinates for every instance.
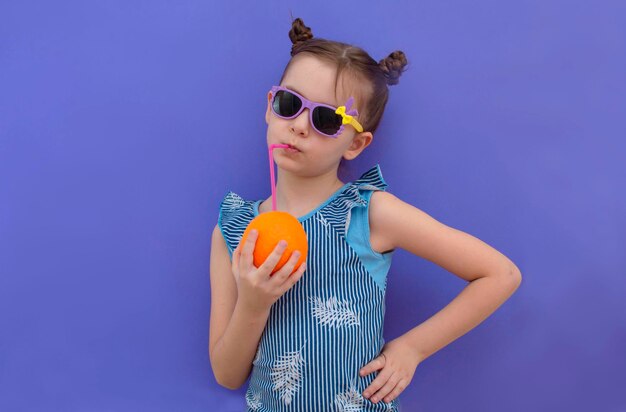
[363,367,393,400]
[258,240,289,275]
[382,379,408,404]
[360,353,386,376]
[278,258,307,294]
[272,249,303,284]
[369,371,399,403]
[240,230,258,273]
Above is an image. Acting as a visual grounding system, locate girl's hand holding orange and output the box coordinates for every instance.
[241,210,308,275]
[231,229,307,313]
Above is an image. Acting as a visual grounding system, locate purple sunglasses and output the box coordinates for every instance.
[269,85,364,138]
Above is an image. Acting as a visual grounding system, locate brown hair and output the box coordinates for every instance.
[278,17,409,134]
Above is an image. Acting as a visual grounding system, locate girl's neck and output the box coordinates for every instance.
[263,167,345,217]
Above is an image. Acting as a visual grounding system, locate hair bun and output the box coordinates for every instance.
[289,17,314,55]
[379,50,408,86]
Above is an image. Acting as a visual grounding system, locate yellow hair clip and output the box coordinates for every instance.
[335,98,364,133]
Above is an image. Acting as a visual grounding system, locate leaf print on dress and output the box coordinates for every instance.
[315,211,331,237]
[225,193,245,210]
[340,192,367,210]
[335,378,396,411]
[245,390,262,411]
[309,296,361,328]
[359,184,380,191]
[334,378,364,412]
[270,343,306,406]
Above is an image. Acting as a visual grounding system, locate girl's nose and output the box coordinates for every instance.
[290,108,310,136]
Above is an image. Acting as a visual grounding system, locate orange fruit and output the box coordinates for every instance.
[240,211,308,275]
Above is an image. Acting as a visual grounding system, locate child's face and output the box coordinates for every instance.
[265,54,372,175]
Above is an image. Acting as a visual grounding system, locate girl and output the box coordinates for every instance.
[209,17,522,411]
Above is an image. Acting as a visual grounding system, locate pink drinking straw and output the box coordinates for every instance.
[268,144,289,211]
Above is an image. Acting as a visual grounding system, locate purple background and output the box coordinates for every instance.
[1,1,624,411]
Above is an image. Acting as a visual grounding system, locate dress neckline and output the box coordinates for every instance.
[253,181,351,223]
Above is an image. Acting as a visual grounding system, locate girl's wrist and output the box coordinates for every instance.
[236,299,272,320]
[397,333,429,364]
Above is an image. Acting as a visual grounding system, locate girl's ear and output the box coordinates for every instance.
[343,132,373,160]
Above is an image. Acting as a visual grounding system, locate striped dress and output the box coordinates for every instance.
[218,164,400,411]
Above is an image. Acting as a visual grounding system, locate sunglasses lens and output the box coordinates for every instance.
[271,88,344,136]
[272,90,302,117]
[312,107,342,136]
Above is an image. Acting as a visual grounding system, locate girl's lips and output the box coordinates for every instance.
[283,144,301,153]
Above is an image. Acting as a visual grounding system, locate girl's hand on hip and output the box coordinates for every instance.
[231,229,307,313]
[359,337,422,404]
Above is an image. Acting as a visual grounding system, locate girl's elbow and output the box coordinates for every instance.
[512,265,522,282]
[491,265,521,292]
[507,266,522,291]
[218,378,244,391]
[212,369,245,390]
[210,362,248,390]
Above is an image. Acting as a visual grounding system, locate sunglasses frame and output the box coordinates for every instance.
[269,85,363,138]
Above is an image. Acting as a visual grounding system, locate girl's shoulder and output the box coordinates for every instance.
[342,164,397,255]
[368,190,400,254]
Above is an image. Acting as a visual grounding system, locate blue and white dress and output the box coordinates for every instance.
[218,164,400,411]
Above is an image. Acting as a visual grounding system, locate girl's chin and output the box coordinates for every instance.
[274,154,307,170]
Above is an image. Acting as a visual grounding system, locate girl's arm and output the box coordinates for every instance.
[209,224,269,389]
[369,191,522,362]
